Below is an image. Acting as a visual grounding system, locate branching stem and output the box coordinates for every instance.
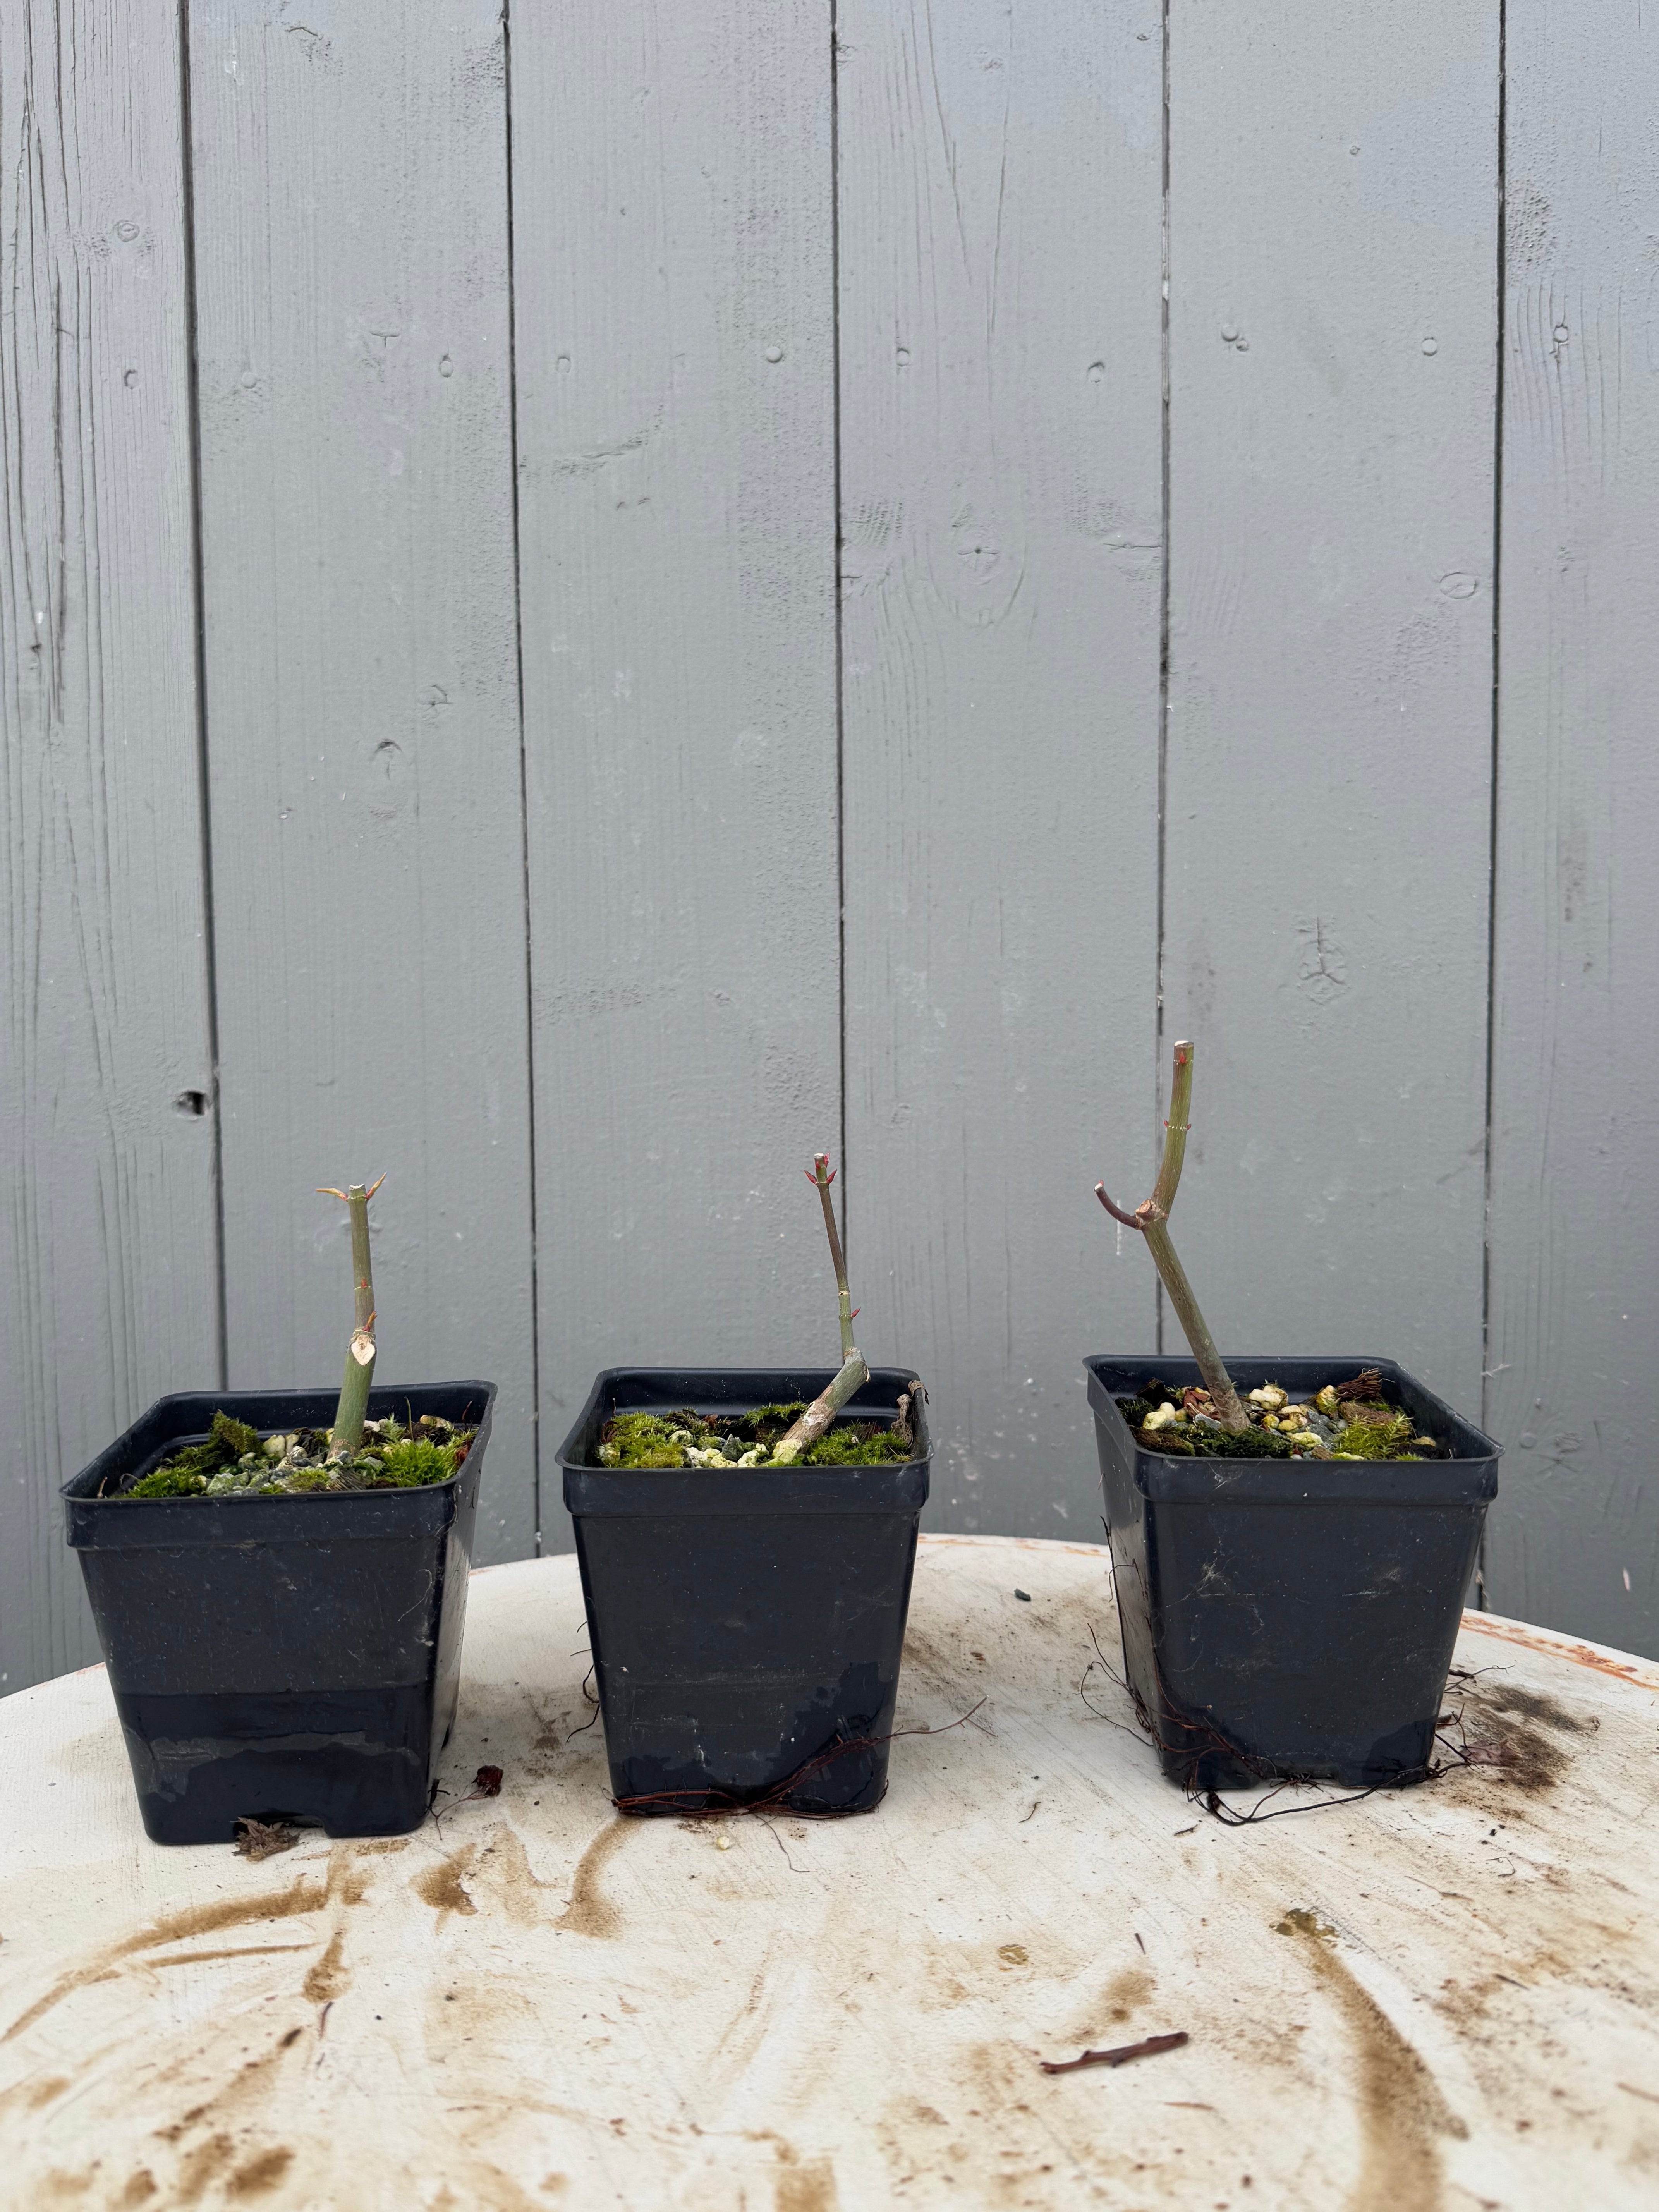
[1095,1043,1248,1429]
[771,1351,869,1464]
[772,1154,867,1462]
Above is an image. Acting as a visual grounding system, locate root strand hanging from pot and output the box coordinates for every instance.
[1096,1042,1250,1431]
[773,1153,868,1464]
[318,1175,385,1455]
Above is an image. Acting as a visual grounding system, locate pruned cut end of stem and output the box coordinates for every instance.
[324,1177,382,1452]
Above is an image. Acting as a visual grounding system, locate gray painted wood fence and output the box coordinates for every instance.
[3,0,1655,1693]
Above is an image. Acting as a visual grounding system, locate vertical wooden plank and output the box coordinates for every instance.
[0,0,218,1691]
[1485,3,1659,1657]
[838,0,1165,1534]
[1163,5,1498,1415]
[512,0,841,1538]
[190,0,537,1559]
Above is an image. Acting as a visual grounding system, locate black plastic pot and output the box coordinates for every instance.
[1085,1357,1500,1791]
[62,1382,495,1844]
[559,1368,929,1815]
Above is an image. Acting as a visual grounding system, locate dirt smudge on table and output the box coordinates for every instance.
[1102,1963,1155,2023]
[1275,1909,1464,2212]
[302,1926,350,2003]
[473,1822,553,1928]
[34,2166,96,2202]
[150,2024,314,2144]
[1055,1961,1158,2048]
[739,2130,841,2212]
[1448,1678,1595,1801]
[171,2129,236,2204]
[776,2148,840,2212]
[225,2144,294,2198]
[146,1943,314,1971]
[556,1818,630,1939]
[0,2071,71,2113]
[875,2039,1121,2209]
[426,2147,562,2212]
[898,1620,977,1698]
[412,1844,480,1921]
[1,1853,366,2043]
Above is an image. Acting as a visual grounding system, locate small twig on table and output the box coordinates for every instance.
[1040,2031,1190,2076]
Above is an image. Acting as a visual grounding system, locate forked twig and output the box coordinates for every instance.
[773,1154,869,1463]
[1041,2032,1190,2076]
[1096,1043,1248,1429]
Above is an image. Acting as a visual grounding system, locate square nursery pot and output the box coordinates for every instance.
[1085,1357,1500,1792]
[560,1367,930,1815]
[62,1381,495,1844]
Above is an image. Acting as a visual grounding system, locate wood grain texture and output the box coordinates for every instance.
[5,1544,1658,2205]
[837,0,1164,1537]
[511,0,841,1543]
[1484,2,1659,1659]
[189,0,536,1560]
[0,0,218,1690]
[1161,3,1498,1415]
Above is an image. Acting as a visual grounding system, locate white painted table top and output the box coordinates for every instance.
[2,1535,1656,2211]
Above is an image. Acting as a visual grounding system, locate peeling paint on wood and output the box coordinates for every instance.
[511,0,842,1547]
[0,0,217,1692]
[1484,0,1659,1659]
[1161,2,1499,1422]
[188,0,538,1562]
[838,0,1164,1542]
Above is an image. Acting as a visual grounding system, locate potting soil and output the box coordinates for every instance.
[117,1408,476,1498]
[1116,1368,1448,1461]
[597,1404,914,1469]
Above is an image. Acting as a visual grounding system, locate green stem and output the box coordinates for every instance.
[810,1152,856,1360]
[771,1352,870,1465]
[1150,1038,1194,1217]
[1139,1219,1246,1429]
[322,1176,382,1453]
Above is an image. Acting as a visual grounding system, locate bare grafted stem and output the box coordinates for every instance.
[770,1351,870,1464]
[319,1175,384,1454]
[808,1152,857,1360]
[1137,1219,1245,1426]
[1095,1042,1249,1430]
[772,1152,867,1462]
